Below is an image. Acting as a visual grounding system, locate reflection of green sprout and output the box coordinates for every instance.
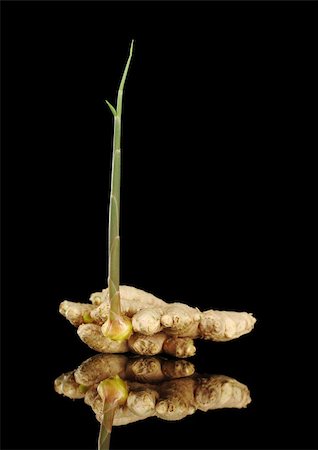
[97,375,128,450]
[98,40,134,450]
[101,41,134,342]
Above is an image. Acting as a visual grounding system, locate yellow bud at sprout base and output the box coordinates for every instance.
[101,314,133,341]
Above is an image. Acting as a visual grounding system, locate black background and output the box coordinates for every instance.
[1,1,315,449]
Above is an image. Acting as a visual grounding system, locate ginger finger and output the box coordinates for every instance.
[132,307,164,335]
[155,378,196,421]
[161,359,195,379]
[77,324,129,353]
[160,303,201,336]
[194,375,251,411]
[90,302,109,325]
[87,387,103,418]
[54,371,86,399]
[74,354,128,386]
[199,310,256,342]
[125,356,165,383]
[126,388,158,417]
[113,405,149,426]
[59,301,95,327]
[128,332,167,356]
[89,292,104,306]
[84,385,100,407]
[163,337,196,358]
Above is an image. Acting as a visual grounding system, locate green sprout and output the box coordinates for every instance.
[102,41,134,341]
[97,40,135,450]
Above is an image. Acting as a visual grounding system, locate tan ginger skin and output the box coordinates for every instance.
[55,354,251,425]
[59,286,256,357]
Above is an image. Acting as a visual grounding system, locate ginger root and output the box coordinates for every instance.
[54,354,251,425]
[60,285,256,356]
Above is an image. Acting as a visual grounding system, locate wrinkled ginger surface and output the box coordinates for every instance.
[60,285,256,357]
[55,354,251,425]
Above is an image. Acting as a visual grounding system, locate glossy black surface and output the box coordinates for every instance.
[2,1,314,449]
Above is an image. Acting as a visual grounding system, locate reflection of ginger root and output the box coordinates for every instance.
[55,371,86,399]
[155,378,196,420]
[60,285,256,356]
[55,354,251,425]
[73,354,195,386]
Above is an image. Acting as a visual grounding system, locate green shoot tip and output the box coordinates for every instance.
[105,100,117,117]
